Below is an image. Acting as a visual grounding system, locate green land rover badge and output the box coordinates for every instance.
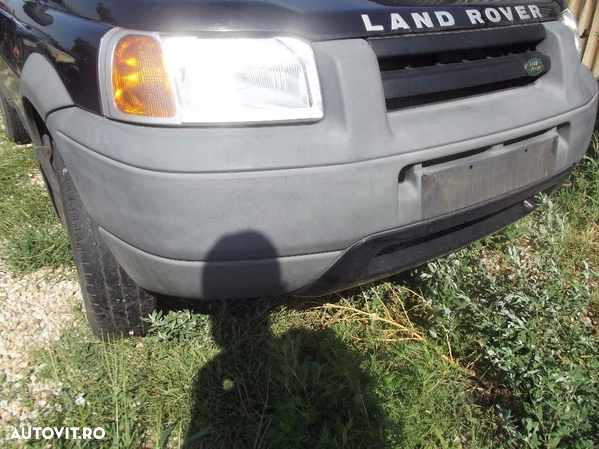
[525,58,544,76]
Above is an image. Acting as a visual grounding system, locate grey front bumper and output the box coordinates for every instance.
[46,21,598,299]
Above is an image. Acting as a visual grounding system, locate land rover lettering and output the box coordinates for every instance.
[361,4,545,33]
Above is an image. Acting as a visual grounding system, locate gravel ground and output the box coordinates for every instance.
[0,260,80,433]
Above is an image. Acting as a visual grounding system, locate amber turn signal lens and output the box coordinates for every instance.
[112,35,176,117]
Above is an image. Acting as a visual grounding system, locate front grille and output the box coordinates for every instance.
[369,24,550,111]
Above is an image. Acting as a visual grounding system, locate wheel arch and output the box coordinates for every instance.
[19,53,74,146]
[19,53,75,223]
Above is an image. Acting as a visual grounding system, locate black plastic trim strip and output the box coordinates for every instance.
[368,24,547,59]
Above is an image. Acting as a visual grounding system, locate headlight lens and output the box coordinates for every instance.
[559,8,581,56]
[100,29,324,125]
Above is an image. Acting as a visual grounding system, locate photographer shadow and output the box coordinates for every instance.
[182,232,390,448]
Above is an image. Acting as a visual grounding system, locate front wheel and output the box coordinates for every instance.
[53,145,157,338]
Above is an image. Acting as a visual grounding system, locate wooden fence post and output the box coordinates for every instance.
[571,0,599,77]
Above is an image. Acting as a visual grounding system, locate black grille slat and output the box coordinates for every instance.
[381,51,550,99]
[369,24,550,112]
[369,24,546,59]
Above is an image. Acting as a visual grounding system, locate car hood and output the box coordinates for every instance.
[48,0,565,39]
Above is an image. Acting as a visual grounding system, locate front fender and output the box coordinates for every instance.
[19,53,74,144]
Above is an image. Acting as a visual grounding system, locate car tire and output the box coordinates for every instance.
[0,92,31,144]
[53,144,157,338]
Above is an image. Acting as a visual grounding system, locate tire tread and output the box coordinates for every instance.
[0,93,30,144]
[55,149,156,338]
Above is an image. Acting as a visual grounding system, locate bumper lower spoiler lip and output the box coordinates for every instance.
[294,166,573,297]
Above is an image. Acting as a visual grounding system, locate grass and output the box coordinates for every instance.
[0,135,71,272]
[0,118,597,448]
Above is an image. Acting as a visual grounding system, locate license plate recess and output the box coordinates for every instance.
[420,133,558,219]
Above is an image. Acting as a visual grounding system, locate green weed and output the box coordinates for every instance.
[0,136,71,272]
[21,296,495,448]
[411,131,599,447]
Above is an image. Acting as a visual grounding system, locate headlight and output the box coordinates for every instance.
[559,8,581,56]
[99,29,324,125]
